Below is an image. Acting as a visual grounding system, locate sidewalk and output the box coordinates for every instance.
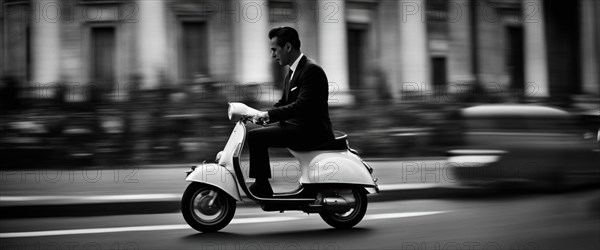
[0,158,489,218]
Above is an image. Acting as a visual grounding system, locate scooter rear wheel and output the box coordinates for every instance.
[319,187,367,229]
[181,183,236,233]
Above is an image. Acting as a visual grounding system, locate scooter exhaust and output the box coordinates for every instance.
[323,197,353,213]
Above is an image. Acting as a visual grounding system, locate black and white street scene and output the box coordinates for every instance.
[1,0,599,249]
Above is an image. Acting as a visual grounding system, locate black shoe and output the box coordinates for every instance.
[249,181,273,198]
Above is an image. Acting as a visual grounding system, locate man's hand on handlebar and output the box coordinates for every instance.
[251,111,270,126]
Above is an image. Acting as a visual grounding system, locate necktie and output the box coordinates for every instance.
[284,68,293,101]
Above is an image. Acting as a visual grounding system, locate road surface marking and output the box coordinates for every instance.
[0,211,447,238]
[0,194,180,202]
[0,225,189,238]
[0,217,301,238]
[364,211,446,220]
[377,184,441,190]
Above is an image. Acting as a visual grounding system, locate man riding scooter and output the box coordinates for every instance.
[249,27,335,197]
[182,27,377,233]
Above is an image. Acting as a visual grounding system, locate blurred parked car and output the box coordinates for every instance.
[0,112,57,168]
[446,104,600,191]
[576,109,600,150]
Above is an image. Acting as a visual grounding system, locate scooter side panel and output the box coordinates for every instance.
[296,151,376,186]
[186,163,243,201]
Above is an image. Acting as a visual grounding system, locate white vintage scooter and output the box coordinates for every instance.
[181,102,379,233]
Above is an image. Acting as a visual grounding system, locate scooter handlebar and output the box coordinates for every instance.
[229,102,267,126]
[240,114,267,126]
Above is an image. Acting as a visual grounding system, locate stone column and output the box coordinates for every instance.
[580,0,599,95]
[376,0,401,100]
[4,4,27,81]
[398,0,431,98]
[234,0,271,84]
[523,0,549,98]
[138,0,168,89]
[317,0,352,105]
[31,0,61,97]
[297,0,319,58]
[0,4,3,77]
[447,0,473,94]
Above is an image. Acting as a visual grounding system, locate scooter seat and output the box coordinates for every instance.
[298,131,349,151]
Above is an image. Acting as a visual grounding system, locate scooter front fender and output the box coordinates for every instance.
[186,163,242,201]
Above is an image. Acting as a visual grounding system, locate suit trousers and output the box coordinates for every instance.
[248,123,327,179]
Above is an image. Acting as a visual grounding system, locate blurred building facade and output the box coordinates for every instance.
[1,0,599,104]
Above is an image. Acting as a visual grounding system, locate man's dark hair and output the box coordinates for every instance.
[268,26,301,50]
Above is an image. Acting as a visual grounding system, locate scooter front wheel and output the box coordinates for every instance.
[319,187,368,229]
[181,183,236,233]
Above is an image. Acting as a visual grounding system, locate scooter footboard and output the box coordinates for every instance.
[186,163,243,201]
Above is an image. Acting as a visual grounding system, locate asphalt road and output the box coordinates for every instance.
[1,190,599,250]
[0,159,453,205]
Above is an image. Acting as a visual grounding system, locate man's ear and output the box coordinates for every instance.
[285,42,292,52]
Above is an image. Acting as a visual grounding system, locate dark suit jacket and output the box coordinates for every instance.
[268,56,334,143]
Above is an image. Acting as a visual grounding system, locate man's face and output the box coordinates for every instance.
[270,37,290,66]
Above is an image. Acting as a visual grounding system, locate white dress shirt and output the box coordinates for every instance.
[288,53,304,80]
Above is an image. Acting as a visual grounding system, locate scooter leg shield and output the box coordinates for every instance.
[186,163,242,201]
